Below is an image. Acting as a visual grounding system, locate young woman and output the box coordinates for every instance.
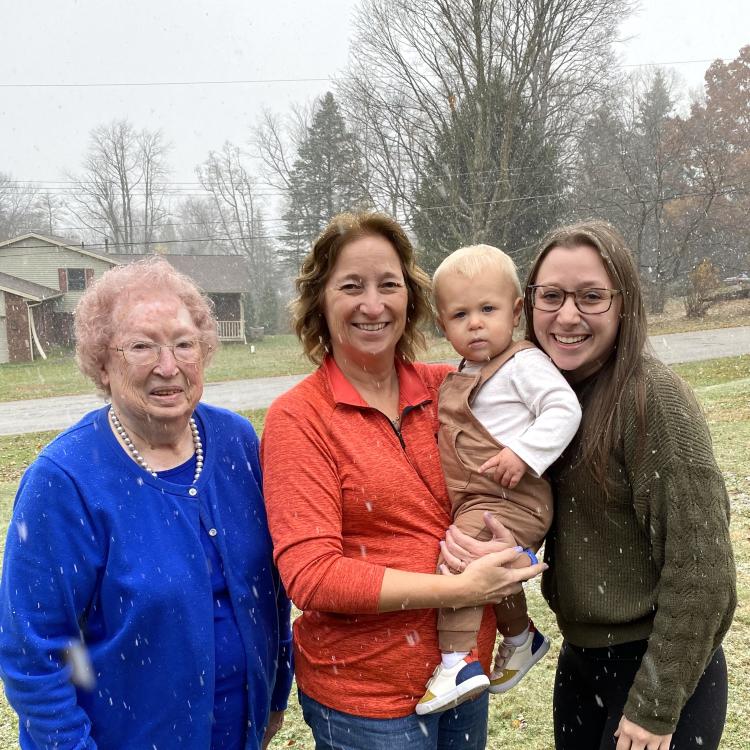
[526,221,736,750]
[461,219,736,749]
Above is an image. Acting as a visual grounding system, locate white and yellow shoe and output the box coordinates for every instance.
[415,649,490,715]
[489,621,550,694]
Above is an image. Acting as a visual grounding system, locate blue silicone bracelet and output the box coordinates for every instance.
[522,548,538,565]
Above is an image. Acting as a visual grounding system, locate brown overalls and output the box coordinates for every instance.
[437,340,553,652]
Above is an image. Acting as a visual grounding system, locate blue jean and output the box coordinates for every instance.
[299,689,489,750]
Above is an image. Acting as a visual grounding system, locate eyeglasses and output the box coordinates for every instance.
[527,285,622,314]
[111,340,210,366]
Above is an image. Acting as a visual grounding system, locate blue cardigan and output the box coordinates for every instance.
[0,404,293,750]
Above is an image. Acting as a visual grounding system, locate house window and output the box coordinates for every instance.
[66,268,87,291]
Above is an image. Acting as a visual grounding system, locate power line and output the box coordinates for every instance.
[2,150,746,197]
[3,179,211,186]
[5,178,748,237]
[0,77,333,89]
[618,57,730,69]
[0,186,288,199]
[0,57,736,89]
[3,184,747,252]
[414,184,747,214]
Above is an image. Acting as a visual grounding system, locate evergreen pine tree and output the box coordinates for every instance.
[281,92,369,268]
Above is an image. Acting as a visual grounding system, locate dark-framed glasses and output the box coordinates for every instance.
[527,285,621,314]
[111,340,210,365]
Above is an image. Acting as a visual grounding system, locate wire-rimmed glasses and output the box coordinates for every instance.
[111,340,210,366]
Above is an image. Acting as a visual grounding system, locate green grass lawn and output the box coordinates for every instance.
[0,358,748,747]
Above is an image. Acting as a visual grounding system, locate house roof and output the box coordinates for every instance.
[0,271,63,302]
[110,253,254,294]
[0,232,118,265]
[0,232,255,294]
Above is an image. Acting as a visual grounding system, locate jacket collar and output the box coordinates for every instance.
[322,355,432,409]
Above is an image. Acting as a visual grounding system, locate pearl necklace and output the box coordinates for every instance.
[109,408,204,483]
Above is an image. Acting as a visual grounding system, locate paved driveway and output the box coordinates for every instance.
[2,326,749,436]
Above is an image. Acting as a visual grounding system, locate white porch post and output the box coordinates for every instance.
[239,296,247,344]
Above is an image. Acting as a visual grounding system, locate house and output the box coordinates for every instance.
[0,233,116,363]
[0,232,255,363]
[0,272,64,364]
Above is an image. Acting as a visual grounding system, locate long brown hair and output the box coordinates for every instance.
[291,211,433,364]
[524,219,648,488]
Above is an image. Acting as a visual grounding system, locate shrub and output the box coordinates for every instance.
[685,258,720,318]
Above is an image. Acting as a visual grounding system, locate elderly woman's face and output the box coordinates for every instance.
[322,234,408,368]
[101,293,205,428]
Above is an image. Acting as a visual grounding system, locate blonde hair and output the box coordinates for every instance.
[292,211,433,364]
[433,244,522,309]
[75,256,218,394]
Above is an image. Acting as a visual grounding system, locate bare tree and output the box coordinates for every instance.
[67,120,170,251]
[253,106,310,194]
[253,106,319,268]
[38,191,64,237]
[197,143,262,256]
[253,108,313,268]
[139,129,170,247]
[339,0,631,266]
[0,172,44,239]
[173,196,225,254]
[574,68,728,311]
[196,142,280,328]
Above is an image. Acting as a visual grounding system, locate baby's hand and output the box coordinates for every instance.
[480,448,528,489]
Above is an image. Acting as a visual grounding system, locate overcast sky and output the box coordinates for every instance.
[1,0,747,189]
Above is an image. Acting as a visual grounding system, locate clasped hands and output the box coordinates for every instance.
[439,511,546,606]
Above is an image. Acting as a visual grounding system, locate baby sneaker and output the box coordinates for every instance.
[489,621,550,694]
[415,649,490,715]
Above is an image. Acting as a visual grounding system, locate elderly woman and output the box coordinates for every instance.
[0,257,293,750]
[261,212,545,750]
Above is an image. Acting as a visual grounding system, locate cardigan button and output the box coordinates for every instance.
[208,528,218,537]
[188,487,198,497]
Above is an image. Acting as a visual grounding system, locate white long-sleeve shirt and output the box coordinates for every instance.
[461,346,581,477]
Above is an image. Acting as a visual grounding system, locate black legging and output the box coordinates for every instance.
[553,640,728,749]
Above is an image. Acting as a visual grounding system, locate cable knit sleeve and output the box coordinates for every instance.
[623,361,736,734]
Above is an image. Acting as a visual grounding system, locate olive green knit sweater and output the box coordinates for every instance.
[542,355,736,735]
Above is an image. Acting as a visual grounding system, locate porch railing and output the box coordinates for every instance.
[217,320,245,342]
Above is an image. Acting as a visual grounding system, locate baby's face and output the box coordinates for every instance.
[436,267,523,363]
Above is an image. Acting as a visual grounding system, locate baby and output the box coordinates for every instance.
[416,244,581,716]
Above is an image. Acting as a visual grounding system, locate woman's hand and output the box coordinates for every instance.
[614,715,672,750]
[442,546,547,609]
[262,710,285,748]
[379,514,543,612]
[441,512,520,572]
